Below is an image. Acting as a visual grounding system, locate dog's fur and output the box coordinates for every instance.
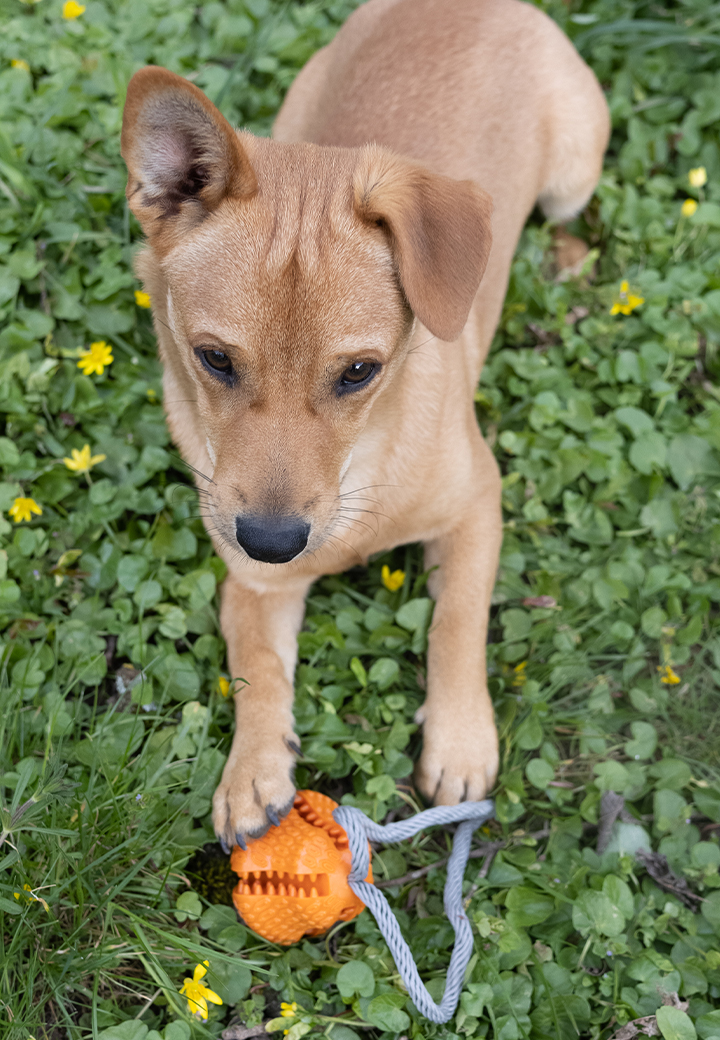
[121,0,609,849]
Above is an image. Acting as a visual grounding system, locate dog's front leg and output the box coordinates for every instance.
[415,443,503,805]
[212,572,312,849]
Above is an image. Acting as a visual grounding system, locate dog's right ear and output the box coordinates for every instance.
[121,67,256,246]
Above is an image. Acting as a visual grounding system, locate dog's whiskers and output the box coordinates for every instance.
[325,531,363,566]
[338,496,386,510]
[168,449,216,485]
[335,512,379,537]
[339,504,394,525]
[339,503,391,520]
[333,517,366,534]
[406,333,436,357]
[337,482,400,498]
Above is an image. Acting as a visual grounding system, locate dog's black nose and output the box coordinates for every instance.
[235,515,310,564]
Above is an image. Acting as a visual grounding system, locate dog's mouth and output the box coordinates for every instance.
[234,869,329,897]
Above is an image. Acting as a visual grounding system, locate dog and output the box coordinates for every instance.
[121,0,609,850]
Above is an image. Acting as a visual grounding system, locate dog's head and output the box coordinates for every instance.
[122,67,492,566]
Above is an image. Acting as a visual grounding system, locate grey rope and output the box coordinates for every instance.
[332,800,495,1024]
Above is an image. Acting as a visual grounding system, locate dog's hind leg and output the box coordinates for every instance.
[536,41,610,223]
[212,573,312,850]
[414,437,503,805]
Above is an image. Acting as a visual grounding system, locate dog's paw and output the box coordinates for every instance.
[212,736,299,852]
[414,715,498,805]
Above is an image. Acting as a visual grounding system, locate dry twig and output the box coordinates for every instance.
[222,1024,269,1040]
[375,825,550,890]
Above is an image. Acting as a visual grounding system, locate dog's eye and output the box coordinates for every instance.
[337,361,379,394]
[199,348,234,382]
[203,349,231,373]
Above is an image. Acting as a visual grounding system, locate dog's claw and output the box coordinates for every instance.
[219,838,230,855]
[212,742,298,851]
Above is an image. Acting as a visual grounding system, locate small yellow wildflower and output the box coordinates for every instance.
[134,290,151,308]
[280,1002,299,1018]
[11,59,30,70]
[610,280,644,316]
[179,962,223,1021]
[63,444,106,474]
[688,167,707,189]
[77,341,113,376]
[657,664,681,685]
[9,497,42,523]
[62,0,85,17]
[13,884,50,912]
[381,564,405,592]
[218,676,231,697]
[681,199,698,218]
[513,661,527,687]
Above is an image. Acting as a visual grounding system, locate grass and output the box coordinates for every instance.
[2,0,720,1037]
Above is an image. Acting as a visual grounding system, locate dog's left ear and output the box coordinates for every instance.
[354,147,493,342]
[121,66,256,246]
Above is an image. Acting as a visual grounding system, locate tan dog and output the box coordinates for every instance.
[121,0,609,850]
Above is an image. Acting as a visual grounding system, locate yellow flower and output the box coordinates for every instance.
[11,59,30,70]
[688,167,707,189]
[62,0,85,17]
[9,497,42,523]
[14,884,50,912]
[657,664,681,685]
[63,444,106,474]
[610,280,644,316]
[77,341,113,376]
[512,661,527,687]
[280,1002,299,1018]
[681,199,698,218]
[179,962,223,1021]
[218,676,231,697]
[381,564,405,592]
[134,290,151,308]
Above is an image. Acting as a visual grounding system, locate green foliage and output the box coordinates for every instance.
[3,0,720,1037]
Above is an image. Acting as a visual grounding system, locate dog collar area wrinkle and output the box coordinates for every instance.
[231,793,495,1024]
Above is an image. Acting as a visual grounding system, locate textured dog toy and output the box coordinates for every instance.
[231,791,495,1023]
[230,790,372,944]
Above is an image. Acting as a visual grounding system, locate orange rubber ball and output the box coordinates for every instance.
[230,790,372,944]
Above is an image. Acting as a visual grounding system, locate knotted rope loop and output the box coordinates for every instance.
[332,799,494,1024]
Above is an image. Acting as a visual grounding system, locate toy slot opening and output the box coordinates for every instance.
[236,870,330,897]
